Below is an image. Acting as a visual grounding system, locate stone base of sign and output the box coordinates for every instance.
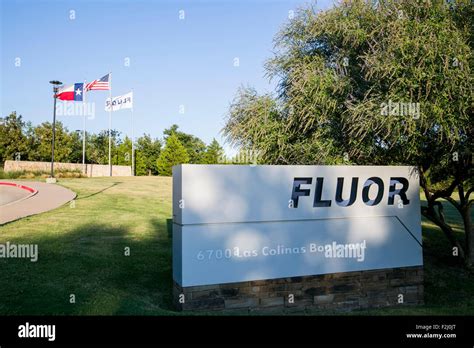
[173,266,423,312]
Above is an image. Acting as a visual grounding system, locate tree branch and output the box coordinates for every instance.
[443,196,462,213]
[432,177,460,200]
[458,183,465,205]
[418,166,432,200]
[421,206,466,260]
[466,187,473,202]
[433,201,446,223]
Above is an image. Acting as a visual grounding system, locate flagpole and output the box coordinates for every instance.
[82,80,86,175]
[108,72,112,177]
[131,89,135,176]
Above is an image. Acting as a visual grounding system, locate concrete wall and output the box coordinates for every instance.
[4,160,132,177]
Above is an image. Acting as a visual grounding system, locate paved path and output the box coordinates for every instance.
[0,181,76,225]
[0,185,33,205]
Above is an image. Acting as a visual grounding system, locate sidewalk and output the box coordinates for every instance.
[0,181,76,225]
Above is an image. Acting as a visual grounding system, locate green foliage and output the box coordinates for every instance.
[68,131,84,163]
[164,124,206,164]
[0,112,29,164]
[203,138,224,164]
[224,87,340,164]
[135,134,161,176]
[115,136,132,166]
[1,113,220,176]
[28,121,75,163]
[87,130,121,165]
[157,133,190,176]
[224,0,473,169]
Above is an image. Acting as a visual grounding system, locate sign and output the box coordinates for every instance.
[105,91,133,112]
[172,165,422,287]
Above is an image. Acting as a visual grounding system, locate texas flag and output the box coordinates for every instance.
[56,83,84,101]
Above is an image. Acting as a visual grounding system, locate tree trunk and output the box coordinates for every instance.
[419,167,471,264]
[422,206,466,260]
[462,205,473,267]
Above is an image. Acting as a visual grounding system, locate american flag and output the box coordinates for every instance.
[85,73,110,91]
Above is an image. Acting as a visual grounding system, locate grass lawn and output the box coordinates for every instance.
[0,176,472,315]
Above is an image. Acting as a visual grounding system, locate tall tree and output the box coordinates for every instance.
[116,136,133,166]
[223,0,474,266]
[203,138,224,164]
[157,133,189,176]
[68,131,84,164]
[135,134,161,175]
[87,130,121,165]
[28,121,74,163]
[0,112,29,164]
[164,124,206,164]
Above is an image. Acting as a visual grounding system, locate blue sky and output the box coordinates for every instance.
[1,0,332,155]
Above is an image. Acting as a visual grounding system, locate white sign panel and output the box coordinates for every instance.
[172,165,422,287]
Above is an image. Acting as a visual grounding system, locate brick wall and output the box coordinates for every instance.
[173,266,423,312]
[4,160,132,177]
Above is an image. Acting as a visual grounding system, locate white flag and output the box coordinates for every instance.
[105,91,133,112]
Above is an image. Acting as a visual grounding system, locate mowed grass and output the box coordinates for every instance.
[0,177,174,315]
[0,177,472,315]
